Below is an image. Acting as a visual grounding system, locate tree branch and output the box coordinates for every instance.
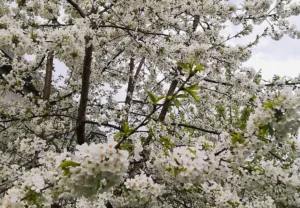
[43,51,54,100]
[203,78,233,86]
[192,15,200,32]
[170,123,221,135]
[76,37,93,145]
[134,57,145,82]
[83,120,120,130]
[0,47,14,60]
[115,106,159,149]
[214,148,228,156]
[158,79,178,122]
[66,0,86,18]
[264,81,300,87]
[125,57,145,106]
[125,58,135,106]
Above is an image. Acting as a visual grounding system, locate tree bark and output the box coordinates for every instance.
[125,58,135,106]
[158,79,178,122]
[76,38,93,145]
[66,0,86,18]
[193,15,200,32]
[124,57,145,121]
[43,51,54,100]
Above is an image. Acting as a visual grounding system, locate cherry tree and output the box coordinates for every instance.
[1,0,300,207]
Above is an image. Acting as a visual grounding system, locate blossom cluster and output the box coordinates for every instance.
[111,173,164,207]
[58,139,130,197]
[1,0,300,207]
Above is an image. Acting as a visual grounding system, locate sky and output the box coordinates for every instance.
[225,0,300,80]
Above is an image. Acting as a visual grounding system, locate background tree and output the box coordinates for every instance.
[1,0,300,207]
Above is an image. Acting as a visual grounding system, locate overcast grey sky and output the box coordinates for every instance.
[226,0,300,80]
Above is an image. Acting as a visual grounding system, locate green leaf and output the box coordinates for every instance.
[216,105,226,119]
[119,142,135,150]
[185,90,199,101]
[187,147,196,155]
[59,160,80,176]
[159,47,165,54]
[114,131,123,140]
[122,121,130,133]
[175,94,189,99]
[291,141,296,151]
[177,62,189,69]
[268,125,274,137]
[183,69,191,74]
[59,160,80,169]
[124,128,134,137]
[173,99,180,108]
[264,101,274,109]
[173,166,186,177]
[62,35,69,40]
[146,90,157,104]
[185,84,200,91]
[17,0,25,7]
[30,31,38,42]
[231,133,245,145]
[227,200,240,208]
[194,65,204,72]
[12,35,20,47]
[24,189,40,206]
[0,23,7,29]
[159,136,175,148]
[70,51,78,58]
[156,96,166,102]
[163,147,170,156]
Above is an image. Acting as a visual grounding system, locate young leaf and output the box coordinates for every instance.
[186,90,199,101]
[173,99,180,108]
[0,23,7,29]
[187,147,196,155]
[122,121,130,133]
[194,65,204,72]
[59,160,80,169]
[119,142,135,150]
[185,84,200,91]
[264,101,274,109]
[12,35,20,47]
[114,131,123,140]
[156,96,166,102]
[146,90,157,104]
[59,160,80,175]
[177,62,189,69]
[175,94,189,99]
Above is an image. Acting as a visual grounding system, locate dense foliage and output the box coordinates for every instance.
[1,0,300,207]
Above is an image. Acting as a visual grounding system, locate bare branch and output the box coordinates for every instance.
[264,81,300,87]
[125,57,145,106]
[125,58,135,106]
[66,0,86,18]
[0,47,14,60]
[115,106,160,149]
[76,38,93,145]
[214,148,228,156]
[83,120,120,130]
[158,79,178,122]
[203,78,233,86]
[192,15,200,32]
[43,51,54,100]
[171,123,221,135]
[134,57,145,82]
